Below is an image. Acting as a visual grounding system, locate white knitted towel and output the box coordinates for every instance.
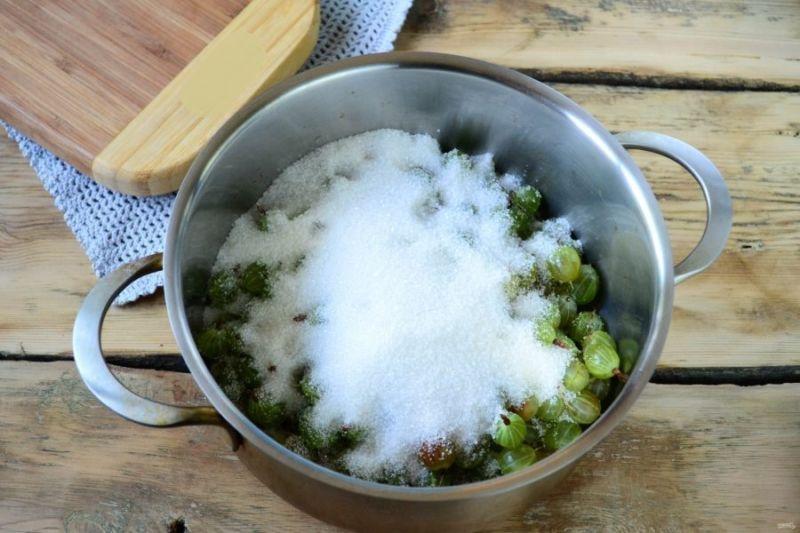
[4,0,412,304]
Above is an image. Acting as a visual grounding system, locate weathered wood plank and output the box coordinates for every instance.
[1,85,799,366]
[0,361,797,531]
[395,0,800,89]
[565,85,800,368]
[0,132,179,357]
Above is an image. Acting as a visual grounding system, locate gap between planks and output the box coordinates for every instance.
[515,69,800,93]
[2,354,798,386]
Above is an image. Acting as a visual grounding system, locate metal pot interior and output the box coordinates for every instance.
[167,52,673,496]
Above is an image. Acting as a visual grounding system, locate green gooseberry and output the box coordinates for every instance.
[553,295,577,328]
[587,378,611,400]
[568,311,605,347]
[509,185,542,240]
[543,421,582,451]
[536,320,557,345]
[298,410,327,451]
[544,302,561,328]
[571,264,599,305]
[536,396,565,422]
[509,395,539,422]
[618,338,640,374]
[298,374,321,404]
[583,341,621,379]
[510,210,532,240]
[337,425,367,447]
[583,330,617,352]
[497,445,537,475]
[211,346,260,403]
[240,262,273,298]
[554,331,579,356]
[512,185,542,218]
[236,357,262,391]
[195,326,242,359]
[504,266,538,299]
[547,246,581,283]
[563,359,590,392]
[493,412,527,449]
[208,269,238,307]
[195,328,225,359]
[565,390,601,424]
[245,395,286,429]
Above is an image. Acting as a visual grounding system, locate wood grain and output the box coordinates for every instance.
[0,360,797,531]
[93,0,319,195]
[2,86,798,367]
[0,135,179,358]
[572,85,800,368]
[0,0,248,177]
[395,0,800,89]
[0,0,319,196]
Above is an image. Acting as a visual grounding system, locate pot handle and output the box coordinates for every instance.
[73,253,225,430]
[615,131,733,284]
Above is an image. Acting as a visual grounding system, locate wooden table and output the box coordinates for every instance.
[2,1,799,530]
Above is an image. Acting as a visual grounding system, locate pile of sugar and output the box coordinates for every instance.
[214,129,576,481]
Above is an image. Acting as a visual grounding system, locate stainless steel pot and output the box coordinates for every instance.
[73,52,732,532]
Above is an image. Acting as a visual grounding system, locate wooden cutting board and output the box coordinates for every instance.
[0,0,319,195]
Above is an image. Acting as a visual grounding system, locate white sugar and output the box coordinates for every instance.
[214,130,574,480]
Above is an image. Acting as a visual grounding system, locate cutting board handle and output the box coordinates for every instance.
[92,0,319,196]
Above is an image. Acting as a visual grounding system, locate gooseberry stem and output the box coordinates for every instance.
[500,414,511,426]
[613,368,628,383]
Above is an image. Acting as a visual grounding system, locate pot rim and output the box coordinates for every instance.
[164,51,674,502]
